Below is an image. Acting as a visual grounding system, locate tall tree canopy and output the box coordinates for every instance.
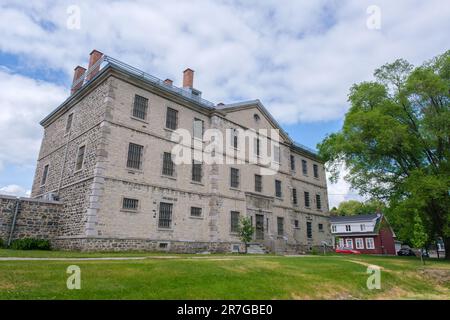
[330,199,385,217]
[319,51,450,258]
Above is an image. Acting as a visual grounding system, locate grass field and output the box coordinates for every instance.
[0,249,449,299]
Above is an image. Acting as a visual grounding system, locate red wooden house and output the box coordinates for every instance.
[330,213,397,255]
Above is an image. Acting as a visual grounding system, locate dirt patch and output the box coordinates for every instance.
[420,268,450,286]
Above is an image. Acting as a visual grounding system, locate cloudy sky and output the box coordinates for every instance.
[0,0,449,207]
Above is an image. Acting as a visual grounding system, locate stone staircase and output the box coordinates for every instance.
[247,243,269,254]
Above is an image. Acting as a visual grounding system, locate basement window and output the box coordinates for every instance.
[122,198,139,211]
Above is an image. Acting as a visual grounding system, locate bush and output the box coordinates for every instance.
[0,238,4,248]
[311,247,319,255]
[10,238,51,250]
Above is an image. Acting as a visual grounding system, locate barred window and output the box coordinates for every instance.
[75,145,85,171]
[290,155,295,171]
[230,211,240,233]
[230,168,239,188]
[275,180,282,198]
[304,191,310,207]
[190,207,202,217]
[313,164,319,178]
[294,219,299,228]
[162,152,174,176]
[122,198,139,211]
[66,113,73,133]
[166,107,178,130]
[255,174,262,192]
[193,118,204,139]
[302,159,308,175]
[307,221,312,239]
[158,202,173,229]
[316,194,322,210]
[292,188,298,205]
[127,143,143,170]
[277,217,284,236]
[41,164,49,186]
[192,161,202,182]
[133,95,148,120]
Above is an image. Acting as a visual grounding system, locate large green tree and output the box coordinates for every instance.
[319,51,450,259]
[331,199,385,216]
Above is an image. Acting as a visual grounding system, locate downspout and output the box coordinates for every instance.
[7,199,21,246]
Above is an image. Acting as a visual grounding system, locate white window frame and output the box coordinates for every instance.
[345,238,353,249]
[360,224,366,231]
[345,224,351,232]
[332,225,337,233]
[338,238,344,248]
[355,238,364,249]
[366,237,375,249]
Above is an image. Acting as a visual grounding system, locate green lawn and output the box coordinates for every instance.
[0,249,449,299]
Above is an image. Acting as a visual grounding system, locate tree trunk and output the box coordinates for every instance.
[444,236,450,260]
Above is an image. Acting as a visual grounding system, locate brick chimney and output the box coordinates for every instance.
[86,49,103,81]
[71,65,86,95]
[163,78,173,86]
[183,68,194,88]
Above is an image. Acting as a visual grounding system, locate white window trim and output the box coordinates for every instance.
[345,224,351,232]
[360,224,366,231]
[338,238,344,248]
[331,225,337,233]
[366,237,375,249]
[345,239,353,249]
[355,238,364,249]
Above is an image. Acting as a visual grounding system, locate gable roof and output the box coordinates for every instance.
[330,214,381,224]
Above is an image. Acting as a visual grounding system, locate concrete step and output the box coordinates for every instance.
[247,243,269,254]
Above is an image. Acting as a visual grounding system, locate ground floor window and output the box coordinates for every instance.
[277,217,284,236]
[306,221,312,239]
[366,237,375,249]
[158,202,173,229]
[338,238,344,248]
[345,238,353,249]
[230,211,240,233]
[355,238,364,249]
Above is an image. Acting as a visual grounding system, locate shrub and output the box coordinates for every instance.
[10,238,51,250]
[0,238,4,248]
[311,247,319,255]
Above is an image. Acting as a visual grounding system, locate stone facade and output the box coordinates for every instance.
[24,54,332,253]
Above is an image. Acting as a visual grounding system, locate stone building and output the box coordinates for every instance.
[25,50,331,253]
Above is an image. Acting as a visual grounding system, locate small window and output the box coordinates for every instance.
[159,242,168,249]
[41,164,49,186]
[127,143,143,170]
[230,168,240,188]
[345,225,351,232]
[306,221,312,239]
[162,152,174,176]
[318,223,324,232]
[366,237,375,249]
[355,238,364,249]
[338,238,344,248]
[290,155,295,171]
[332,225,337,232]
[254,113,260,122]
[165,107,178,130]
[230,129,239,149]
[275,180,282,198]
[316,194,322,210]
[360,224,366,231]
[193,118,204,139]
[277,217,284,236]
[346,239,354,249]
[158,202,173,229]
[302,159,308,175]
[304,191,310,207]
[255,174,262,192]
[192,161,202,182]
[122,198,139,211]
[133,95,148,120]
[292,188,298,205]
[75,145,86,171]
[66,113,73,133]
[313,164,319,178]
[190,207,202,217]
[273,145,280,163]
[294,220,299,228]
[230,211,240,233]
[254,137,260,156]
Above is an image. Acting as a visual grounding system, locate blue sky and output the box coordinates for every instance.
[0,0,449,207]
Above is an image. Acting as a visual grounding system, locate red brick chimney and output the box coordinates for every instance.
[86,49,103,81]
[183,68,194,88]
[164,78,173,86]
[71,65,86,95]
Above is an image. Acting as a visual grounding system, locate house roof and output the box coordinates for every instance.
[330,214,381,224]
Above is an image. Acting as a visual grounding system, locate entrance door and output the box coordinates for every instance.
[255,214,264,240]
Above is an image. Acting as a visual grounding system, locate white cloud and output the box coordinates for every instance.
[0,184,31,197]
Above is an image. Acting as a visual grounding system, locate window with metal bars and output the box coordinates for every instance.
[132,95,148,120]
[165,107,178,130]
[66,113,73,133]
[290,155,295,171]
[158,202,173,228]
[230,168,239,188]
[230,211,240,233]
[292,188,298,205]
[162,152,174,176]
[318,223,324,232]
[275,180,282,198]
[313,164,319,178]
[122,198,139,211]
[75,145,85,171]
[307,221,312,239]
[316,194,322,210]
[41,164,49,186]
[277,217,284,236]
[304,191,310,207]
[190,207,202,217]
[255,174,262,192]
[192,161,202,182]
[294,219,299,228]
[302,159,308,175]
[127,143,143,170]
